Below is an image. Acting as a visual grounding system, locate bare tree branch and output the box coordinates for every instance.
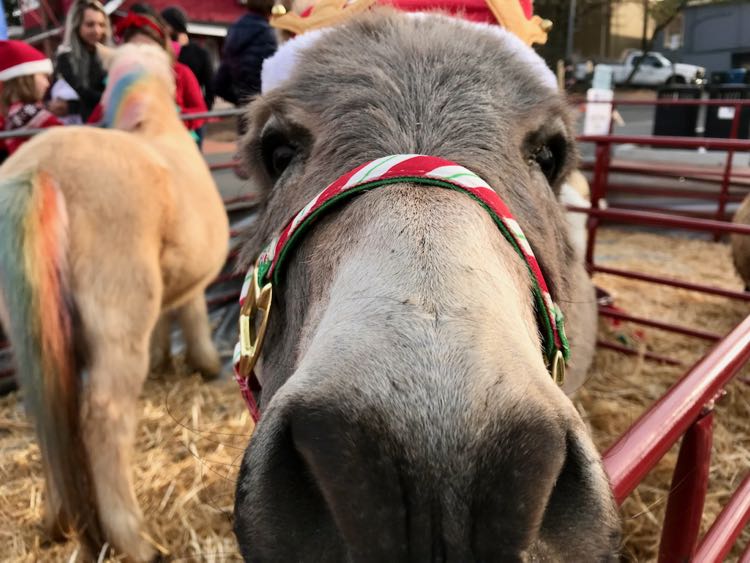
[624,0,690,85]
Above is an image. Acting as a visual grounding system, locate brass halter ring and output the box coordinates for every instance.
[550,350,565,386]
[238,258,273,380]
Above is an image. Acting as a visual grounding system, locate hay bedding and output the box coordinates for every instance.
[1,227,749,561]
[585,228,750,561]
[0,367,252,562]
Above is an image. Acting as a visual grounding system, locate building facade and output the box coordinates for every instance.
[573,0,656,61]
[661,1,750,73]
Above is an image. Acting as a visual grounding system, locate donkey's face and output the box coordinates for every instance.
[235,11,619,561]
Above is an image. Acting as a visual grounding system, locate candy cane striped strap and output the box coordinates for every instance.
[234,154,570,418]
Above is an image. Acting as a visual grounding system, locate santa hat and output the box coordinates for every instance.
[0,40,54,82]
[262,0,556,93]
[271,0,550,45]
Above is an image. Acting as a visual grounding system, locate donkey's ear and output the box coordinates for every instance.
[96,44,115,70]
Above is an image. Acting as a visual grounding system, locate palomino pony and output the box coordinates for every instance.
[0,44,228,561]
[233,10,620,561]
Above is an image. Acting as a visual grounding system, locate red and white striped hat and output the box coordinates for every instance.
[0,40,54,82]
[262,0,556,94]
[271,0,548,44]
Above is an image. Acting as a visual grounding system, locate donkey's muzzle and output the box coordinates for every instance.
[233,386,620,562]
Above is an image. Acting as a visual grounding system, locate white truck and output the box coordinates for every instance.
[575,51,706,87]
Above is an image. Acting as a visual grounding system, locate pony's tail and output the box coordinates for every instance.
[0,171,104,554]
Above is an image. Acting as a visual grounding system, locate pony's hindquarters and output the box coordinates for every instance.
[0,171,104,552]
[0,129,169,561]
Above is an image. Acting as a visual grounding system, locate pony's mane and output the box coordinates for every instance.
[101,44,175,130]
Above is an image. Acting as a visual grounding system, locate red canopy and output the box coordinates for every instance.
[59,0,244,25]
[22,0,65,32]
[118,0,244,24]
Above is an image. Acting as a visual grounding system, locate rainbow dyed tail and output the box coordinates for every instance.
[0,171,103,554]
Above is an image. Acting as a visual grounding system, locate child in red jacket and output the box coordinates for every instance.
[0,40,62,158]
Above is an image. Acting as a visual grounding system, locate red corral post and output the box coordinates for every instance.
[603,314,750,505]
[714,101,742,238]
[658,411,714,563]
[693,474,750,563]
[584,140,610,271]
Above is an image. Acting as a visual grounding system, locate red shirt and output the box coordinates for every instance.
[87,62,207,130]
[174,61,207,130]
[3,102,62,156]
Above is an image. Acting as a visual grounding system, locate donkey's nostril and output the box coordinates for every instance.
[289,404,409,560]
[236,399,619,562]
[470,415,568,560]
[537,432,621,560]
[234,405,353,562]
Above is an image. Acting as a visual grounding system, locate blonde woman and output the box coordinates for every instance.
[51,0,112,121]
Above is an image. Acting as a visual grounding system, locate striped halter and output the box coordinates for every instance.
[233,154,570,421]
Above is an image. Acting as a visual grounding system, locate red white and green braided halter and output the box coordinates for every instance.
[234,154,570,421]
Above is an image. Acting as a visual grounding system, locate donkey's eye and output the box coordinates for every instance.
[532,144,558,184]
[261,131,297,180]
[534,145,556,180]
[529,135,567,185]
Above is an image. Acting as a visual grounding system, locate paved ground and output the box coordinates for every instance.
[202,114,250,201]
[203,140,249,201]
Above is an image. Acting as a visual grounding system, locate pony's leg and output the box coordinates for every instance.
[176,293,221,379]
[81,329,155,562]
[149,312,172,373]
[78,277,161,562]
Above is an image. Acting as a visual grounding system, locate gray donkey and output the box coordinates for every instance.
[233,10,620,561]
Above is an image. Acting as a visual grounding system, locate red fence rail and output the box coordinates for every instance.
[0,108,246,141]
[603,314,750,498]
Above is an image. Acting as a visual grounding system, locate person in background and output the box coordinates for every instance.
[0,40,62,158]
[52,0,111,122]
[161,6,215,110]
[87,8,207,141]
[214,0,277,126]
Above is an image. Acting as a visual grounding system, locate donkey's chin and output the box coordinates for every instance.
[234,380,620,562]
